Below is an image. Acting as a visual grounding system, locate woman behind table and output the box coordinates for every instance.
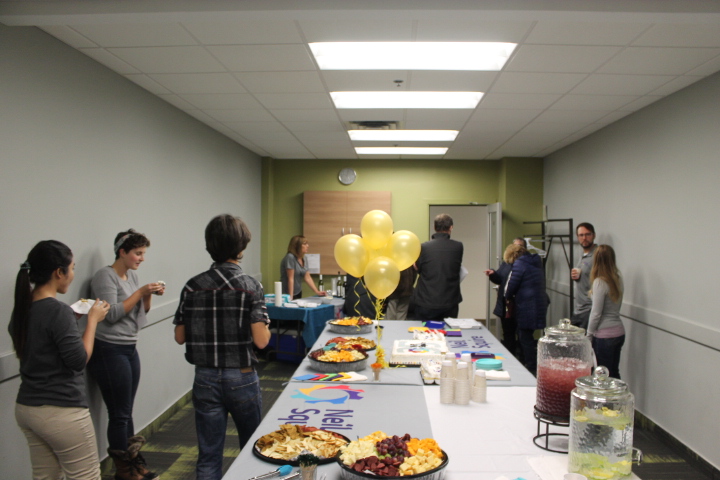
[88,229,164,480]
[10,240,110,480]
[280,235,326,299]
[504,244,548,376]
[587,245,625,379]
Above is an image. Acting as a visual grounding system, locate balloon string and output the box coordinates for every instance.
[352,277,362,317]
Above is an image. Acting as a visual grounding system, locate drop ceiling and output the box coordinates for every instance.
[2,0,720,160]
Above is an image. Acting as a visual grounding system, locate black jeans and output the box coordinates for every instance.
[592,335,625,379]
[413,305,459,321]
[517,328,538,375]
[86,339,140,450]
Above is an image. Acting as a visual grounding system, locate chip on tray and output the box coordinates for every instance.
[254,424,349,463]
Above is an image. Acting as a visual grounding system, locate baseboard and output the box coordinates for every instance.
[100,389,193,475]
[635,410,720,479]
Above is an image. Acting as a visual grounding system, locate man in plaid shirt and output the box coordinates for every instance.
[174,214,270,480]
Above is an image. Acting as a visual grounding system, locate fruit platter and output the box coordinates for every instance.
[326,336,377,351]
[308,344,369,373]
[328,317,374,334]
[253,424,350,465]
[337,431,448,479]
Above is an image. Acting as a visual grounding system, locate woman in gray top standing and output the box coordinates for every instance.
[280,235,326,299]
[587,244,625,379]
[10,240,109,480]
[88,229,164,480]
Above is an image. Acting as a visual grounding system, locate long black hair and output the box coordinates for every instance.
[10,240,73,359]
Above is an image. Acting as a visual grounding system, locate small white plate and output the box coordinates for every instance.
[70,299,95,315]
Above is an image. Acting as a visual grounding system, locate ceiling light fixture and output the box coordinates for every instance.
[348,130,459,141]
[310,42,517,70]
[356,147,448,155]
[332,91,483,109]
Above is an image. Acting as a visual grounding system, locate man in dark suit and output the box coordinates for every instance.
[412,213,464,320]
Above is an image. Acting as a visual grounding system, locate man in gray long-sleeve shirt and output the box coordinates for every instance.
[570,222,597,330]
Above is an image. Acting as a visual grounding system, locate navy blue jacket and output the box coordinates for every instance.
[505,253,548,330]
[488,262,512,318]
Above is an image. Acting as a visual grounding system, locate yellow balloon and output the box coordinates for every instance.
[363,256,400,299]
[386,230,421,271]
[334,234,369,278]
[360,210,393,250]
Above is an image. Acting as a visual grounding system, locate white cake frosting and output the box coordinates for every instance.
[412,329,445,342]
[391,339,448,365]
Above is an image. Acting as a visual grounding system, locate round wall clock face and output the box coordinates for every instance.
[338,167,357,185]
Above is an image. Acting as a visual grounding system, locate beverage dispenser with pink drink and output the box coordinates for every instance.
[535,318,594,422]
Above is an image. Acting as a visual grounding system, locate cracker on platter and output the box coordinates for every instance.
[256,424,348,461]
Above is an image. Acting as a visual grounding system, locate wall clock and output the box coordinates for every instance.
[338,167,357,185]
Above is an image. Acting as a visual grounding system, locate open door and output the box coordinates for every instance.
[486,202,502,338]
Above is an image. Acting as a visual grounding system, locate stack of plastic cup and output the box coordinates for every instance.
[459,353,473,381]
[439,360,455,404]
[454,362,470,405]
[471,369,487,403]
[444,352,457,376]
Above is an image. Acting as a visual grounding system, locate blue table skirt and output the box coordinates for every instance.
[266,304,335,347]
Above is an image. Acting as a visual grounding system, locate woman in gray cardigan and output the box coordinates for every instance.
[587,244,625,379]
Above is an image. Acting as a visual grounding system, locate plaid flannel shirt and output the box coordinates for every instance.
[173,262,269,368]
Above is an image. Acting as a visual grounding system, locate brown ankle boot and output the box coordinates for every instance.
[108,448,145,480]
[127,435,159,480]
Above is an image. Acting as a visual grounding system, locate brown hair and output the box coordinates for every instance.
[114,229,150,259]
[590,244,622,302]
[287,235,308,259]
[434,214,453,232]
[205,214,251,263]
[503,244,527,264]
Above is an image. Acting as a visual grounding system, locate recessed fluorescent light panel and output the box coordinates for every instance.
[356,147,448,155]
[332,91,482,109]
[310,42,517,70]
[348,130,459,142]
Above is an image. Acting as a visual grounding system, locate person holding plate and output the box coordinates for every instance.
[10,240,110,480]
[88,229,164,480]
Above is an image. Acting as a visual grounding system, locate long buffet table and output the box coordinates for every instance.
[225,320,575,480]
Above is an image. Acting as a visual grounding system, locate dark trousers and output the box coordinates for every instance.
[86,339,140,450]
[500,316,519,357]
[413,304,459,321]
[592,335,625,379]
[517,328,538,375]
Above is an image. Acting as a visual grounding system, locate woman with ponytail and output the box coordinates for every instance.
[587,244,625,379]
[9,240,110,480]
[87,229,164,480]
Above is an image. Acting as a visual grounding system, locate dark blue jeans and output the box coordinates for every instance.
[517,328,538,375]
[592,335,625,379]
[193,367,262,480]
[86,339,140,450]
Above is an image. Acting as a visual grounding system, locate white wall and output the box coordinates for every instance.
[543,71,720,469]
[0,25,263,478]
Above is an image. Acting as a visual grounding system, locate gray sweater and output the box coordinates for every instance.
[587,278,624,336]
[13,298,88,407]
[91,266,147,344]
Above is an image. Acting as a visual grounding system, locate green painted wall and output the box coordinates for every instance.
[261,158,543,294]
[499,157,545,245]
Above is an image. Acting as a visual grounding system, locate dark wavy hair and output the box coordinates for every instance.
[10,240,73,359]
[114,228,151,259]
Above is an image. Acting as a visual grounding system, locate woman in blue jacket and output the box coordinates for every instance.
[504,244,548,376]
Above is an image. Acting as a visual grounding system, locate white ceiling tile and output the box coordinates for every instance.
[321,71,409,92]
[125,74,171,94]
[262,142,313,159]
[616,95,665,112]
[148,73,245,93]
[108,46,225,73]
[649,76,703,95]
[445,145,496,160]
[526,21,651,46]
[78,48,140,74]
[223,122,288,135]
[234,71,325,93]
[491,72,587,94]
[283,122,345,133]
[550,94,639,111]
[685,55,720,76]
[183,109,219,124]
[295,131,351,143]
[336,109,404,123]
[180,93,264,110]
[409,71,498,91]
[469,108,543,124]
[273,109,340,122]
[181,20,303,44]
[298,19,414,42]
[203,109,274,123]
[156,94,197,110]
[240,131,298,144]
[255,93,332,110]
[415,19,533,42]
[570,74,675,95]
[479,93,562,110]
[515,122,587,139]
[594,110,634,125]
[403,119,467,130]
[40,26,98,48]
[633,23,720,47]
[507,45,621,73]
[207,45,315,71]
[598,47,720,75]
[533,109,614,124]
[71,23,197,47]
[404,109,474,124]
